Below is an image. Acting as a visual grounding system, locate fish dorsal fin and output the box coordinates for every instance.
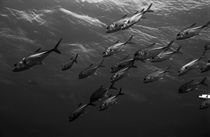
[108,94,113,98]
[188,79,194,84]
[147,43,156,48]
[187,23,197,29]
[140,8,145,13]
[119,54,130,61]
[134,10,140,15]
[89,64,94,67]
[34,48,42,53]
[182,23,196,31]
[121,14,127,19]
[187,58,194,62]
[114,40,119,44]
[78,103,82,107]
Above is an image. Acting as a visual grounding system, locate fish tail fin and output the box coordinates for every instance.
[200,77,208,87]
[143,3,154,13]
[117,88,125,96]
[175,45,183,54]
[52,38,62,54]
[201,20,210,29]
[204,44,210,51]
[165,40,174,49]
[131,58,138,68]
[98,59,105,68]
[109,82,118,90]
[88,102,96,107]
[124,35,134,45]
[165,65,171,73]
[199,46,208,60]
[74,53,79,63]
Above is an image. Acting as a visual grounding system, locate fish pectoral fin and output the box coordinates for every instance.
[142,16,147,19]
[37,61,44,65]
[94,72,98,76]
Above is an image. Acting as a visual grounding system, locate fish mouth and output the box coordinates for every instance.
[12,67,23,72]
[12,68,18,72]
[143,79,151,84]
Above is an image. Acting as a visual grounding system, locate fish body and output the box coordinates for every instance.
[178,77,208,94]
[103,35,133,57]
[99,88,124,111]
[176,20,210,40]
[135,41,174,61]
[13,39,62,72]
[111,58,137,73]
[151,46,182,62]
[144,67,170,83]
[106,4,153,33]
[79,59,104,79]
[69,103,90,122]
[62,54,78,71]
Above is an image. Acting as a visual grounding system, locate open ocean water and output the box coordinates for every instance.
[0,0,210,137]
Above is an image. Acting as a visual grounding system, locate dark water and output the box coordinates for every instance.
[0,0,210,137]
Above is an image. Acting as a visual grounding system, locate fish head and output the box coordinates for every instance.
[178,87,186,94]
[99,104,107,111]
[143,75,154,83]
[178,68,188,76]
[68,113,78,122]
[106,23,121,33]
[12,59,30,72]
[200,65,210,73]
[110,66,118,73]
[102,50,112,57]
[176,30,193,40]
[136,50,148,60]
[200,101,209,110]
[78,72,87,79]
[176,32,184,40]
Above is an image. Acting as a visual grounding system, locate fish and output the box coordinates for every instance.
[178,77,208,94]
[110,66,130,84]
[199,93,210,110]
[79,59,105,79]
[68,103,95,122]
[62,53,78,71]
[99,88,125,111]
[13,38,62,72]
[150,45,182,62]
[103,35,134,57]
[134,40,174,62]
[199,94,210,100]
[110,56,137,73]
[176,20,210,40]
[200,99,210,110]
[200,60,210,73]
[178,46,208,76]
[106,3,153,33]
[89,83,117,104]
[143,66,170,83]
